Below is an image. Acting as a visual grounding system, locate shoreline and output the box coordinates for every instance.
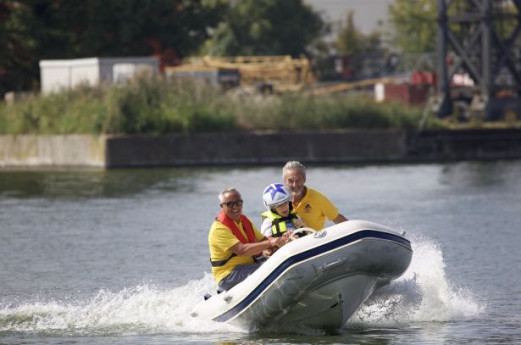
[1,129,521,168]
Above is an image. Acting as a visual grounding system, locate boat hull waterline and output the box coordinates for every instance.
[191,220,413,331]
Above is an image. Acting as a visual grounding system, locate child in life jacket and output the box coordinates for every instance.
[260,183,307,257]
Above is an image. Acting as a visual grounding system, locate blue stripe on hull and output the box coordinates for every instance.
[215,230,411,322]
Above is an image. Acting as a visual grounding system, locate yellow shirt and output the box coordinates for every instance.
[293,187,339,230]
[208,216,264,284]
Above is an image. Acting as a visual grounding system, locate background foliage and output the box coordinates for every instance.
[3,0,437,96]
[0,0,228,96]
[0,0,449,134]
[0,75,445,135]
[388,0,437,54]
[202,0,326,56]
[1,0,333,96]
[1,0,444,96]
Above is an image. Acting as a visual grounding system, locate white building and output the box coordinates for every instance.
[39,57,159,93]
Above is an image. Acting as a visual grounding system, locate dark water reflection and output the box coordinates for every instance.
[0,168,211,198]
[0,161,520,198]
[2,160,517,199]
[439,160,517,188]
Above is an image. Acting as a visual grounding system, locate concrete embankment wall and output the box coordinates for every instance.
[405,129,521,161]
[105,130,407,167]
[0,135,106,167]
[1,129,521,168]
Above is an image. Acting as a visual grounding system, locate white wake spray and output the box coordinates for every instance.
[350,234,485,326]
[0,273,242,336]
[0,235,484,336]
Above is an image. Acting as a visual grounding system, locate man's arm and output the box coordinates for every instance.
[229,239,272,256]
[229,232,292,256]
[333,213,348,224]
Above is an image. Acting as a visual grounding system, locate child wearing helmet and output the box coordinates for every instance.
[260,183,306,239]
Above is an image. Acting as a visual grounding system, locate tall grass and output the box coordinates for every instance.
[0,75,445,135]
[230,93,435,131]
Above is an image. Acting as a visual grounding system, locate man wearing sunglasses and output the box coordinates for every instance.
[209,187,291,291]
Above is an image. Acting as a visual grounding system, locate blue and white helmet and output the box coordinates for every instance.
[262,183,291,211]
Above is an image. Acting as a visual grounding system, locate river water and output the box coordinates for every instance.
[1,161,520,344]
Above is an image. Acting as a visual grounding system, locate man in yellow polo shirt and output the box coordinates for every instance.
[208,187,291,291]
[282,161,348,230]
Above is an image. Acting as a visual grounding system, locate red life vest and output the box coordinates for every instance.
[216,210,256,243]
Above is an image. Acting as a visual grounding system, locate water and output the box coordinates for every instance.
[1,161,520,344]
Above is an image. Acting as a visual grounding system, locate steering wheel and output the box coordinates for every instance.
[289,227,316,241]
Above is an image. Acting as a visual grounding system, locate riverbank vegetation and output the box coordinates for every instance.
[0,75,448,135]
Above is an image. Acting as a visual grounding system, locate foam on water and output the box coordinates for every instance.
[0,273,243,337]
[350,234,486,327]
[0,235,485,336]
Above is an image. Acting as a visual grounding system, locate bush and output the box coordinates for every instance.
[233,93,431,131]
[0,76,444,135]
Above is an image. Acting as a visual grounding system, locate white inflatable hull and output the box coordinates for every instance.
[191,220,413,332]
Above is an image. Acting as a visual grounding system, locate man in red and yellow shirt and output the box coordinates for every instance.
[208,188,291,291]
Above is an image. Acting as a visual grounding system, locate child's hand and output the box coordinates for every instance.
[274,231,292,247]
[295,219,307,228]
[263,248,274,258]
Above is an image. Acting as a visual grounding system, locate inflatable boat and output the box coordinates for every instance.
[191,220,412,332]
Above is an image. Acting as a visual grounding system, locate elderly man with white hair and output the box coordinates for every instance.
[282,161,348,230]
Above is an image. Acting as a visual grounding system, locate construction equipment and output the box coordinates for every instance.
[309,77,394,96]
[165,65,240,90]
[167,55,314,93]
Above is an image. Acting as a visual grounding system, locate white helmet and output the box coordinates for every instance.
[262,183,291,210]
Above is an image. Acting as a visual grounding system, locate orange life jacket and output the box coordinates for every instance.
[210,211,258,267]
[216,210,256,243]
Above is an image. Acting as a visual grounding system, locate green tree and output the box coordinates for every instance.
[335,10,384,56]
[204,0,326,57]
[388,0,437,54]
[336,10,362,56]
[31,0,227,58]
[0,2,37,94]
[0,0,227,96]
